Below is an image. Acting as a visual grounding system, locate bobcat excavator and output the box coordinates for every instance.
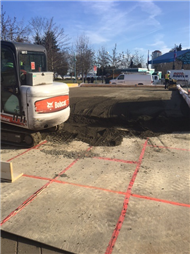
[1,41,70,147]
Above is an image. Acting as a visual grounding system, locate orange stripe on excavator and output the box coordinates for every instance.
[35,95,69,114]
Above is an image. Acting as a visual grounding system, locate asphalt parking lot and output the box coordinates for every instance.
[1,87,190,254]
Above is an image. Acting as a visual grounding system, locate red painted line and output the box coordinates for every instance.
[56,180,126,195]
[86,146,93,152]
[55,159,79,178]
[1,148,87,226]
[0,180,51,226]
[23,174,190,208]
[6,148,34,162]
[93,156,138,164]
[6,140,47,162]
[105,139,148,254]
[34,140,47,149]
[147,144,190,152]
[131,193,190,208]
[23,174,51,181]
[23,174,127,196]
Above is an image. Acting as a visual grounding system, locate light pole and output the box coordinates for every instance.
[74,53,77,83]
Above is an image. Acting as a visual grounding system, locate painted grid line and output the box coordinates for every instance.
[23,174,127,196]
[105,139,149,254]
[1,147,92,226]
[2,138,189,252]
[147,144,190,152]
[6,140,47,162]
[131,193,190,208]
[93,156,138,164]
[22,174,190,208]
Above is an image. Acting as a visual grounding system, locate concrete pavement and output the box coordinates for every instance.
[1,132,190,254]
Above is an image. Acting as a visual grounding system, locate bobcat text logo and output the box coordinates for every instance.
[55,101,67,108]
[47,102,54,109]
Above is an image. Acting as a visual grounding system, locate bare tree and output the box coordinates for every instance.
[1,5,30,42]
[120,50,145,69]
[30,17,70,50]
[30,16,70,73]
[109,44,123,78]
[120,50,131,69]
[97,46,110,82]
[132,50,145,68]
[29,17,48,42]
[74,35,95,81]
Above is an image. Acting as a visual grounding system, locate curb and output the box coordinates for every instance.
[66,83,79,87]
[176,84,190,108]
[79,83,165,88]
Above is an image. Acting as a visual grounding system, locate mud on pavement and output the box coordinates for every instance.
[46,87,190,146]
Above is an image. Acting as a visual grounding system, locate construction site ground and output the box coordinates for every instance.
[1,86,190,254]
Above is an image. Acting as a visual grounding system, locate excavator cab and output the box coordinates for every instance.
[1,41,48,119]
[1,41,70,147]
[1,44,21,116]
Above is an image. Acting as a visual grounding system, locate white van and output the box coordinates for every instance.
[109,73,153,86]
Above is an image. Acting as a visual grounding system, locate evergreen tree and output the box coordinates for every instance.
[42,31,60,71]
[177,43,182,51]
[171,44,182,52]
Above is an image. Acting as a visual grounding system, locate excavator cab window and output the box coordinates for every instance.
[1,46,21,115]
[1,47,17,87]
[19,51,46,85]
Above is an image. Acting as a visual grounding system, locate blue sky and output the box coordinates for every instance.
[2,0,190,60]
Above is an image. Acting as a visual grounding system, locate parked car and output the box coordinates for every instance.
[86,73,98,79]
[63,75,71,79]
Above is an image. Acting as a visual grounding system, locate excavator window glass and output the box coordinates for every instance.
[1,46,21,115]
[19,51,46,85]
[1,47,17,87]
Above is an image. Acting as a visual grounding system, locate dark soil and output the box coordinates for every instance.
[46,89,190,146]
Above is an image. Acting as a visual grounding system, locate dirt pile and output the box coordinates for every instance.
[46,90,190,146]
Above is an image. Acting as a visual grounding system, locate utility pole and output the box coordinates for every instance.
[147,50,149,71]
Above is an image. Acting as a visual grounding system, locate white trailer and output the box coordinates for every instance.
[168,70,190,86]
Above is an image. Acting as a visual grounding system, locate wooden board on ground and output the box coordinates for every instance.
[1,161,23,182]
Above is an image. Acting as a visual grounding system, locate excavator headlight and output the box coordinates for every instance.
[35,95,69,114]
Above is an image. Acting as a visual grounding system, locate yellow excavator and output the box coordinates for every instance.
[1,41,70,147]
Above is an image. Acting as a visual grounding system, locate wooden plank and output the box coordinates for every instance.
[1,161,23,182]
